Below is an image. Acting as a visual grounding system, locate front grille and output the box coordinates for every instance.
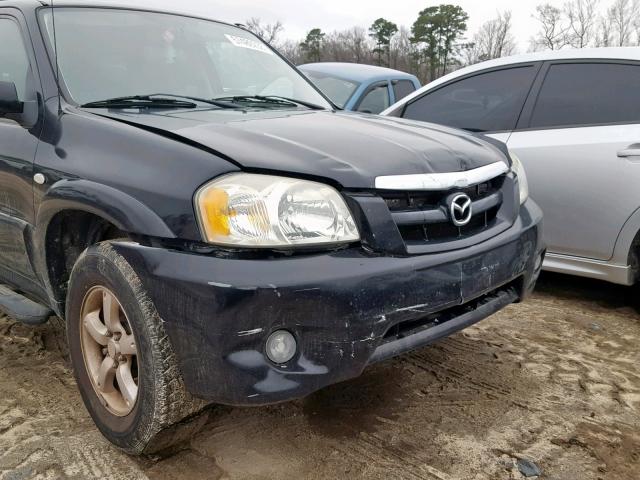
[379,174,508,254]
[383,179,500,212]
[397,205,500,243]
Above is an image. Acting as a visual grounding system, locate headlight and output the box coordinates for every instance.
[195,173,360,247]
[509,151,529,205]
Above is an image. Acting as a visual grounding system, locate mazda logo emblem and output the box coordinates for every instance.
[450,193,473,227]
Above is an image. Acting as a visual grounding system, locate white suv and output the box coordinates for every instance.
[383,48,640,286]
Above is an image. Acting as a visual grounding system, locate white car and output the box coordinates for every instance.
[383,48,640,286]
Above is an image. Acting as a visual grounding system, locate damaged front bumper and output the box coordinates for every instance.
[113,200,543,406]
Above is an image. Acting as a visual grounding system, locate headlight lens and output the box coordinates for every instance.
[195,173,360,247]
[510,151,529,205]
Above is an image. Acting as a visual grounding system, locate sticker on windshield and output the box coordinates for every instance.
[225,34,274,55]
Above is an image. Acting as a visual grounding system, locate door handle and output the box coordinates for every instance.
[618,145,640,158]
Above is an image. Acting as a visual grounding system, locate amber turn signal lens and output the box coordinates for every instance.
[199,188,231,238]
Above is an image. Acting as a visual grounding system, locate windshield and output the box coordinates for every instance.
[39,8,332,109]
[302,71,360,109]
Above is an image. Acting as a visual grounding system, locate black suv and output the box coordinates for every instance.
[0,1,544,454]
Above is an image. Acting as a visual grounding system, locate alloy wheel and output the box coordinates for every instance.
[79,286,139,416]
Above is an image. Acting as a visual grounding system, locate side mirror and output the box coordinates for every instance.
[0,81,24,116]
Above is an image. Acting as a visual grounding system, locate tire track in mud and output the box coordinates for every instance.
[0,316,147,480]
[474,280,640,480]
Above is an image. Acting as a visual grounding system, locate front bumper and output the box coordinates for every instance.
[113,200,543,406]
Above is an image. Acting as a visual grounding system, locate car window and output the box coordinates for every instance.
[402,66,537,132]
[39,8,331,109]
[357,83,389,114]
[303,71,359,108]
[530,63,640,128]
[393,79,416,102]
[0,19,30,100]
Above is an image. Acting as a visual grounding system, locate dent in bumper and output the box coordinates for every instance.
[113,201,544,406]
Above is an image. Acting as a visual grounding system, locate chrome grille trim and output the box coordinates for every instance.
[375,161,510,191]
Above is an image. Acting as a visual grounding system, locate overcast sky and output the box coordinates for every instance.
[112,0,615,52]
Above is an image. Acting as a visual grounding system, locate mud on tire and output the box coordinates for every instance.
[66,241,208,455]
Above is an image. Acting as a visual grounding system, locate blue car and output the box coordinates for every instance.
[299,62,421,114]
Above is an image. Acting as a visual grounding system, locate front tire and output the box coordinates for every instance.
[66,241,207,455]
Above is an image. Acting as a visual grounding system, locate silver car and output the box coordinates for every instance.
[383,47,640,286]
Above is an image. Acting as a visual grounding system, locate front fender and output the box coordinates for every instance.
[35,179,176,239]
[32,179,177,314]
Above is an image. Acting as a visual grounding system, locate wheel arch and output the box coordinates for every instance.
[36,179,176,239]
[628,230,640,284]
[34,179,176,315]
[613,206,640,284]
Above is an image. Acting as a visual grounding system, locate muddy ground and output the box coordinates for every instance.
[1,272,639,480]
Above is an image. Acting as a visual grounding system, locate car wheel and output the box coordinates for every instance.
[66,241,207,455]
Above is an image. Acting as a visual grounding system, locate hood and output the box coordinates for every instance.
[88,108,509,189]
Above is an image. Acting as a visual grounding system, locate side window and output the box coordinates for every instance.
[357,83,389,114]
[0,18,30,101]
[393,79,416,102]
[403,66,538,132]
[530,63,640,128]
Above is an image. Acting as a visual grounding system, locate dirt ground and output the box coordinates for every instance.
[1,272,639,480]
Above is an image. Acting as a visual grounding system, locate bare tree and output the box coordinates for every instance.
[344,27,372,63]
[608,0,640,46]
[279,39,304,64]
[595,13,614,46]
[321,27,374,63]
[564,0,599,47]
[465,11,517,64]
[245,17,284,46]
[531,4,570,51]
[389,26,415,72]
[322,31,347,62]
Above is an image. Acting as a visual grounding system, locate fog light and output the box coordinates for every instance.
[265,330,297,364]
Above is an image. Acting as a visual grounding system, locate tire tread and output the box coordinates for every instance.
[68,241,208,454]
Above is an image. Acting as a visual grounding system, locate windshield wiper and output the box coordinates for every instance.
[81,95,197,109]
[212,95,325,110]
[146,94,241,109]
[262,95,326,110]
[81,94,240,110]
